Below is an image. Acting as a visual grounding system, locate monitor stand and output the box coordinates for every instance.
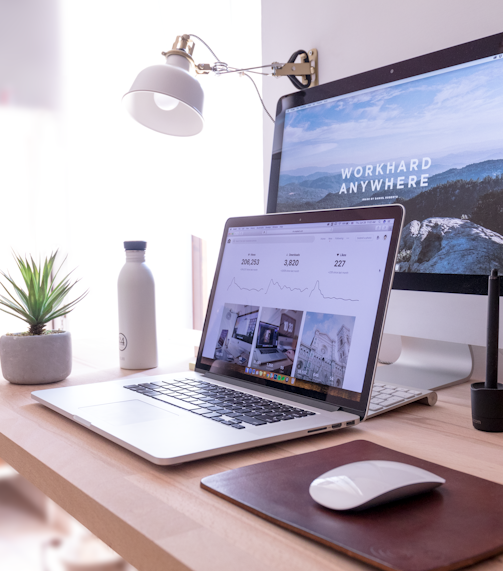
[375,336,473,391]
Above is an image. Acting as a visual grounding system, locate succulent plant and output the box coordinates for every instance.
[0,251,87,335]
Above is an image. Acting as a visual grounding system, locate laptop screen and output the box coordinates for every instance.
[197,205,403,415]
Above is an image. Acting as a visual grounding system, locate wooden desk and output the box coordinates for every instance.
[1,339,503,571]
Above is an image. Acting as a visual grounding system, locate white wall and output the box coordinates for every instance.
[0,1,263,344]
[261,0,503,197]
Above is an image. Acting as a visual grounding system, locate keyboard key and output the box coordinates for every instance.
[230,424,245,429]
[191,408,211,415]
[369,404,384,411]
[235,415,267,426]
[394,391,414,399]
[154,395,198,410]
[253,415,279,423]
[381,396,404,406]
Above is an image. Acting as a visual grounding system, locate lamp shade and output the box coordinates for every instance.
[123,54,204,136]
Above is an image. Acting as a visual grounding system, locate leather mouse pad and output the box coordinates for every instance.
[201,440,503,571]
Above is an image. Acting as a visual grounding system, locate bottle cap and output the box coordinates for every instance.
[124,241,147,251]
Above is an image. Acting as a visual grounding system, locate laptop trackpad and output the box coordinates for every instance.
[79,399,179,426]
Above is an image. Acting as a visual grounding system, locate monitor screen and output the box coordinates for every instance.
[256,322,279,349]
[266,32,503,296]
[232,311,258,345]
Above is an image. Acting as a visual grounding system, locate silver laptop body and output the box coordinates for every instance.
[32,205,404,465]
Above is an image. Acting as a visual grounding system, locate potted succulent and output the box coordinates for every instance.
[0,251,87,384]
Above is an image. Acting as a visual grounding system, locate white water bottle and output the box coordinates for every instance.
[118,241,158,369]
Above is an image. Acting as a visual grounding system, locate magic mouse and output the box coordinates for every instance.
[309,460,445,511]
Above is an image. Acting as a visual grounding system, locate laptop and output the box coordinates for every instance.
[32,204,404,465]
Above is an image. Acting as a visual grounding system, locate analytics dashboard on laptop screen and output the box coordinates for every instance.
[199,214,397,406]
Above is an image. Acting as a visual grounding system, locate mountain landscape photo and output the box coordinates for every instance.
[274,54,503,275]
[276,157,503,274]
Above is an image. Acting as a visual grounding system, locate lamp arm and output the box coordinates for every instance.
[196,63,273,76]
[195,56,318,86]
[181,34,318,87]
[162,34,318,124]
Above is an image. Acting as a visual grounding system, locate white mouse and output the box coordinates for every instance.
[309,460,445,511]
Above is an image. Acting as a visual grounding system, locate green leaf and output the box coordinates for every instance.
[0,250,88,334]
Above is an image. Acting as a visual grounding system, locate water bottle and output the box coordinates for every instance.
[118,241,158,369]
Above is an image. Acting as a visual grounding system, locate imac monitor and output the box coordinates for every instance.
[257,322,279,349]
[232,311,257,345]
[266,32,503,390]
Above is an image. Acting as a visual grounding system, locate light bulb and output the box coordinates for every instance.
[153,92,179,111]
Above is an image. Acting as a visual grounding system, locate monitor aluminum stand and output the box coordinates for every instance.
[375,336,473,391]
[375,289,481,391]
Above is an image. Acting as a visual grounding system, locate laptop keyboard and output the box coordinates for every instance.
[124,378,316,429]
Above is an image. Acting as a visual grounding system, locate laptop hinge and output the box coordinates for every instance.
[341,406,366,421]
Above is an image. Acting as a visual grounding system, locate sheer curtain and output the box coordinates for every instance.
[0,0,263,343]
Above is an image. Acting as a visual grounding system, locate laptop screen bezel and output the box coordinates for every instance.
[195,204,404,419]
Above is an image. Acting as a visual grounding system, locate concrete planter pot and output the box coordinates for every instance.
[0,331,72,385]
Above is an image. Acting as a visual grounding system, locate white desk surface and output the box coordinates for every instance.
[1,336,503,571]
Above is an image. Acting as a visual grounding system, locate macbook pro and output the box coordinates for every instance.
[32,204,403,465]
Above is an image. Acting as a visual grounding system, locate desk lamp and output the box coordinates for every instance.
[123,34,318,136]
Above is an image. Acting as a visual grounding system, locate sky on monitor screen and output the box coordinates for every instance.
[281,58,503,174]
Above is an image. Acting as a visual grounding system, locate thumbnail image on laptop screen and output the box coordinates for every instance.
[197,206,403,411]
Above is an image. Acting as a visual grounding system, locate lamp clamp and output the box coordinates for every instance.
[195,63,213,74]
[272,49,318,87]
